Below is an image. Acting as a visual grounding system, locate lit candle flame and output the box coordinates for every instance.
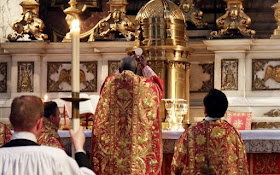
[44,95,48,102]
[71,19,80,32]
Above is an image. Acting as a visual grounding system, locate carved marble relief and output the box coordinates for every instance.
[0,63,7,93]
[47,62,97,92]
[264,109,280,117]
[252,59,280,90]
[221,59,238,90]
[108,61,120,76]
[17,62,34,92]
[190,63,214,92]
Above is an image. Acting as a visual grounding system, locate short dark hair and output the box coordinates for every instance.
[203,89,228,118]
[119,56,137,73]
[10,96,44,131]
[44,101,58,119]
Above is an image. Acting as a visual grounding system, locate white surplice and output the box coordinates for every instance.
[0,145,95,175]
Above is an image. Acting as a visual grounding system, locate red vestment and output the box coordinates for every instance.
[38,117,64,150]
[171,119,249,175]
[0,122,12,146]
[91,70,163,175]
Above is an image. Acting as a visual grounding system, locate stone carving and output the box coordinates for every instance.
[17,62,34,92]
[198,63,214,92]
[47,62,97,92]
[0,63,7,93]
[221,59,238,90]
[252,59,280,90]
[108,61,120,76]
[264,109,280,117]
[252,122,280,129]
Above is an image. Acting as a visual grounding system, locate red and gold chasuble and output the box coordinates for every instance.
[0,122,12,146]
[91,70,163,175]
[38,117,64,150]
[171,119,249,175]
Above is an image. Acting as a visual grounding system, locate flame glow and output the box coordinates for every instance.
[44,95,48,102]
[71,19,80,32]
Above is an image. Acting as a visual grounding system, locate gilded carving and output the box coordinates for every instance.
[264,65,280,83]
[252,122,280,129]
[210,0,255,38]
[17,62,34,92]
[264,109,280,117]
[198,63,214,92]
[271,1,280,38]
[179,0,207,28]
[80,0,135,41]
[167,61,188,70]
[108,61,120,76]
[252,59,280,90]
[7,0,48,41]
[221,59,238,90]
[47,62,97,92]
[0,63,7,93]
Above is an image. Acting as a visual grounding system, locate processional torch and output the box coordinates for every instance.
[61,19,87,158]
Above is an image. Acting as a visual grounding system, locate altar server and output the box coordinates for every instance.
[171,89,249,175]
[0,95,95,175]
[91,55,163,174]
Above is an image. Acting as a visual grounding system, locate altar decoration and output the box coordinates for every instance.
[271,0,280,38]
[63,0,81,42]
[179,0,207,28]
[162,99,187,131]
[210,0,255,38]
[80,0,135,41]
[225,111,252,130]
[130,0,192,124]
[7,0,48,41]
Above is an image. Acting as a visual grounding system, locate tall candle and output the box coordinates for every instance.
[71,18,80,132]
[63,104,66,126]
[71,19,80,158]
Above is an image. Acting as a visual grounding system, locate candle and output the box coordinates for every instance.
[71,19,80,158]
[44,94,48,102]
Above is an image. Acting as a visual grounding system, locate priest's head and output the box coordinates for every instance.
[10,95,44,136]
[119,56,137,74]
[44,101,60,128]
[203,89,228,118]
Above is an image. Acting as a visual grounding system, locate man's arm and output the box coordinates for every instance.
[171,131,188,175]
[69,126,91,169]
[139,55,164,93]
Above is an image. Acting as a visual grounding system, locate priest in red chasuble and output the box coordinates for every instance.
[91,56,163,174]
[0,122,12,146]
[171,89,249,175]
[38,101,64,150]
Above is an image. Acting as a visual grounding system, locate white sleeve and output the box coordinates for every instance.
[59,154,96,175]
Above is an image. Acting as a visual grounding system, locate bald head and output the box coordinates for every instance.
[119,56,137,73]
[10,95,44,131]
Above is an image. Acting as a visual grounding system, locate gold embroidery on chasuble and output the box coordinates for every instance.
[37,117,64,150]
[0,123,12,146]
[171,120,249,175]
[91,71,162,175]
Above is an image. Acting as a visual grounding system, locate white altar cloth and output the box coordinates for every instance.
[58,130,280,140]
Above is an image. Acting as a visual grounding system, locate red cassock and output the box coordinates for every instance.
[171,119,249,175]
[37,117,64,150]
[0,122,12,146]
[91,70,163,175]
